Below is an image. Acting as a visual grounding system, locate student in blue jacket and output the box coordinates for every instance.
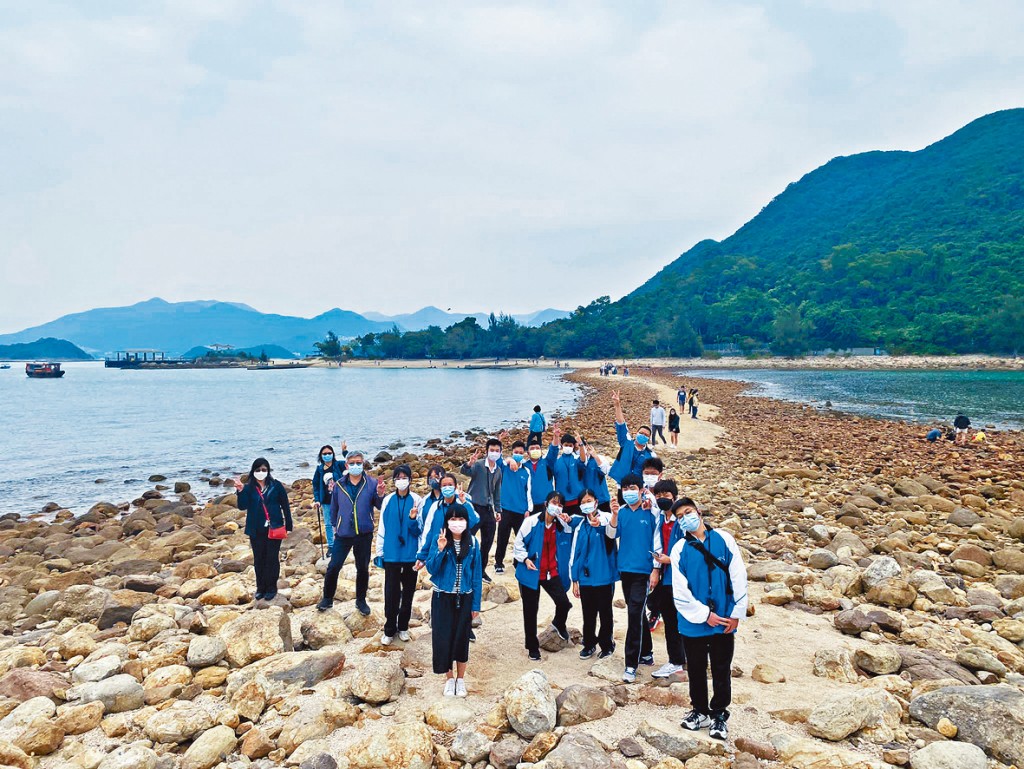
[649,482,687,679]
[233,457,293,601]
[318,450,386,615]
[524,437,554,514]
[569,488,617,660]
[528,405,547,447]
[606,473,661,683]
[424,493,481,698]
[579,442,612,512]
[374,464,422,645]
[672,502,748,741]
[494,441,533,575]
[513,491,573,661]
[415,468,479,567]
[547,426,586,515]
[312,443,347,555]
[609,390,657,484]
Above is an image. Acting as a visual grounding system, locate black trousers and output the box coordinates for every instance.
[520,576,572,655]
[650,583,686,665]
[683,633,735,718]
[473,503,496,571]
[250,535,282,595]
[527,431,544,447]
[651,424,666,445]
[323,532,372,603]
[383,562,417,635]
[579,583,614,652]
[620,572,653,666]
[494,510,525,568]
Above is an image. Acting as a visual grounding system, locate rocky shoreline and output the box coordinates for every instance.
[0,370,1021,769]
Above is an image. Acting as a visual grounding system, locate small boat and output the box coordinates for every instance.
[0,364,10,369]
[245,362,312,371]
[26,362,65,378]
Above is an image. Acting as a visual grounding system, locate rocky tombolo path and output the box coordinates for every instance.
[0,368,1021,769]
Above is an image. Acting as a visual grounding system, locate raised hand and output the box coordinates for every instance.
[233,478,244,492]
[471,448,481,463]
[409,504,418,520]
[456,485,466,504]
[611,389,621,404]
[437,529,448,550]
[376,477,387,496]
[341,440,348,453]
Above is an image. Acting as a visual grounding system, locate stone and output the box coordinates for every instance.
[127,613,176,642]
[351,655,404,704]
[936,718,957,738]
[752,663,785,683]
[0,696,63,756]
[300,611,354,649]
[556,684,617,725]
[72,655,122,683]
[854,646,903,675]
[347,721,433,769]
[142,663,192,691]
[955,647,1007,677]
[808,549,841,570]
[0,649,46,679]
[638,717,726,760]
[198,580,251,606]
[144,700,215,743]
[734,737,778,761]
[866,578,918,608]
[49,585,113,623]
[992,618,1024,642]
[55,701,105,735]
[187,636,227,667]
[181,724,237,769]
[97,744,158,769]
[0,741,33,769]
[545,732,626,769]
[812,648,860,683]
[224,649,346,697]
[489,735,528,769]
[450,726,493,763]
[909,741,987,769]
[240,727,275,759]
[300,755,339,769]
[772,733,888,769]
[894,479,929,497]
[993,549,1024,573]
[219,607,293,667]
[278,698,360,754]
[69,674,144,713]
[807,688,903,742]
[522,731,560,763]
[230,674,269,722]
[504,669,557,738]
[0,669,69,702]
[425,698,476,731]
[835,608,873,635]
[909,684,1024,765]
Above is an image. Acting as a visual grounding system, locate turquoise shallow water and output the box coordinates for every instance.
[0,363,578,516]
[680,368,1024,431]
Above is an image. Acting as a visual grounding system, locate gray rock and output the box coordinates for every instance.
[224,649,346,698]
[637,717,726,760]
[808,549,841,570]
[504,669,557,738]
[544,732,627,769]
[910,741,988,769]
[70,674,144,713]
[489,734,528,769]
[187,636,227,668]
[72,655,122,683]
[450,726,493,764]
[909,684,1024,765]
[299,756,338,769]
[97,744,158,769]
[863,556,902,589]
[556,684,617,726]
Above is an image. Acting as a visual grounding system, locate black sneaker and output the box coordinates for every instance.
[553,623,569,642]
[263,592,277,601]
[494,564,505,574]
[528,650,541,661]
[598,642,616,659]
[639,654,655,666]
[254,592,266,601]
[481,571,493,584]
[709,715,728,740]
[681,709,712,731]
[469,629,477,643]
[579,646,596,660]
[355,599,371,616]
[316,600,333,613]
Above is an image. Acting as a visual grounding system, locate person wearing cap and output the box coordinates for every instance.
[672,500,748,741]
[318,450,386,615]
[460,438,504,583]
[547,425,586,516]
[494,441,533,575]
[609,390,657,484]
[375,464,422,645]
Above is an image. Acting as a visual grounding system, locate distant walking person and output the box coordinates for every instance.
[235,458,293,601]
[677,386,687,409]
[668,408,681,447]
[375,464,422,645]
[650,400,667,445]
[688,389,700,419]
[528,405,547,447]
[461,439,503,583]
[953,414,971,445]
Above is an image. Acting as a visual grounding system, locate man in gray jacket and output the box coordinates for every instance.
[461,437,503,583]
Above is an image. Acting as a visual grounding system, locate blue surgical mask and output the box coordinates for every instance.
[441,486,456,499]
[622,489,641,506]
[635,434,649,447]
[429,478,440,490]
[681,512,701,532]
[321,454,333,463]
[348,464,364,476]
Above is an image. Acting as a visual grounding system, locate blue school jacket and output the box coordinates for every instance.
[425,536,483,612]
[568,513,618,587]
[609,422,655,483]
[609,503,660,575]
[374,491,423,563]
[512,513,574,591]
[670,528,749,637]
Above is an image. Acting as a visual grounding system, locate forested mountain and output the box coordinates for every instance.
[0,338,92,361]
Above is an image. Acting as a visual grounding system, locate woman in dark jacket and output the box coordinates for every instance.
[234,457,293,601]
[312,444,346,555]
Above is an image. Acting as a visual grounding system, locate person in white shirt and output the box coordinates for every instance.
[650,400,667,446]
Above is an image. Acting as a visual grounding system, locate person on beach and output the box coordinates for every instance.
[688,389,700,419]
[415,467,479,568]
[494,441,533,575]
[374,464,422,645]
[580,441,612,512]
[461,439,503,583]
[514,490,574,661]
[547,425,586,516]
[312,443,347,555]
[642,456,664,491]
[677,387,687,409]
[668,408,681,446]
[318,450,386,615]
[650,400,667,446]
[606,473,661,682]
[569,488,617,660]
[235,458,293,601]
[953,413,971,444]
[609,390,657,484]
[673,501,748,741]
[926,428,942,442]
[649,485,688,678]
[528,405,547,447]
[525,437,555,514]
[424,490,482,697]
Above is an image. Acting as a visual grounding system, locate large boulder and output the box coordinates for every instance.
[49,585,112,622]
[97,745,159,769]
[637,717,726,760]
[504,670,557,739]
[0,696,63,756]
[812,649,860,683]
[0,669,69,702]
[181,725,237,769]
[218,607,293,667]
[347,721,433,769]
[544,732,626,769]
[186,636,227,667]
[278,697,360,754]
[807,688,903,742]
[909,684,1024,766]
[450,726,494,763]
[143,700,215,744]
[556,684,617,726]
[350,656,404,704]
[854,646,903,676]
[771,733,888,769]
[300,611,354,649]
[68,674,144,713]
[224,649,346,698]
[425,699,477,732]
[910,741,987,769]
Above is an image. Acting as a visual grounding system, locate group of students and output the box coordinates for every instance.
[234,388,748,740]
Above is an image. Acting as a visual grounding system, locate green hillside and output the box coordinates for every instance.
[0,337,93,361]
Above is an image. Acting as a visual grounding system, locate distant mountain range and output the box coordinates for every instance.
[0,337,93,361]
[0,299,569,357]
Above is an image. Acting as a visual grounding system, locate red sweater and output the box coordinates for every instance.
[539,522,558,579]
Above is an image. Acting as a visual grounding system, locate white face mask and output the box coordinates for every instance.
[253,470,268,482]
[448,520,467,535]
[561,446,574,455]
[580,502,596,515]
[487,450,501,462]
[643,474,659,488]
[547,504,563,517]
[394,478,410,491]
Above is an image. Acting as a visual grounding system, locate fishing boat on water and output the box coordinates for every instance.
[245,362,312,371]
[25,362,65,378]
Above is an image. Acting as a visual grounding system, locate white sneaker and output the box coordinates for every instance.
[455,678,467,697]
[397,630,411,642]
[652,662,684,678]
[443,678,456,697]
[622,667,637,683]
[381,635,393,646]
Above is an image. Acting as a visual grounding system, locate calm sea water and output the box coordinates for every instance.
[0,363,579,516]
[681,368,1024,430]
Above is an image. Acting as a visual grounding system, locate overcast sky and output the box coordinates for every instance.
[1,1,1022,332]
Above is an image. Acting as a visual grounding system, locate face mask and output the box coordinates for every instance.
[513,453,525,464]
[428,478,440,490]
[487,450,501,462]
[441,486,456,499]
[635,434,649,446]
[529,449,542,460]
[448,520,467,534]
[253,470,268,482]
[622,489,640,506]
[321,454,333,463]
[561,445,574,455]
[580,502,596,516]
[547,504,563,517]
[656,497,673,511]
[348,464,364,476]
[681,512,701,532]
[395,478,410,491]
[643,474,659,488]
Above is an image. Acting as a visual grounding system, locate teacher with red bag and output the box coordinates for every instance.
[235,457,293,602]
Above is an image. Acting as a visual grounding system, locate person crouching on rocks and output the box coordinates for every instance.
[672,501,748,741]
[374,464,422,645]
[424,490,481,698]
[234,457,292,602]
[513,490,573,661]
[318,450,386,615]
[569,488,617,661]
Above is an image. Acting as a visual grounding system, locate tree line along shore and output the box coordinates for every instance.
[0,371,1020,768]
